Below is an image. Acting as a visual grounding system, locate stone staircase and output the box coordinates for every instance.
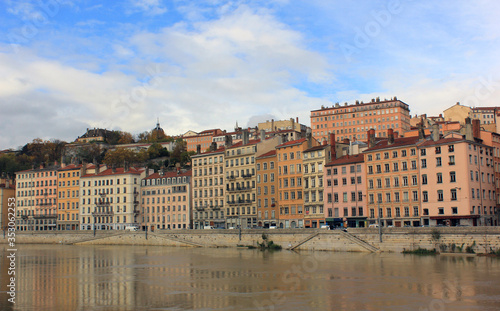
[150,232,207,247]
[287,232,320,250]
[340,231,380,253]
[71,232,124,245]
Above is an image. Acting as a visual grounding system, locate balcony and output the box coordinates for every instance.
[92,211,114,216]
[34,213,58,219]
[242,174,253,179]
[195,206,205,211]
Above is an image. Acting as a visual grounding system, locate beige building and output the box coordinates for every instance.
[80,164,145,231]
[443,102,471,124]
[258,118,308,133]
[191,145,226,229]
[302,142,334,228]
[141,169,192,230]
[225,131,281,229]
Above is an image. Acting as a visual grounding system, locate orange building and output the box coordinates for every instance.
[57,164,82,230]
[310,97,411,143]
[256,150,278,228]
[276,135,319,228]
[364,129,422,227]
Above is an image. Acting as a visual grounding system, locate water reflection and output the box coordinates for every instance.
[2,245,500,310]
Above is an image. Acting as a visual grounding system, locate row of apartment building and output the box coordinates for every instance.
[12,117,500,231]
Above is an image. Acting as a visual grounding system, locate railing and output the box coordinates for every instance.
[92,211,114,216]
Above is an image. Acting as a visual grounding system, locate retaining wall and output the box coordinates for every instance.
[3,227,500,253]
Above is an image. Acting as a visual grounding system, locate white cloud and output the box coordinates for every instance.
[127,0,167,16]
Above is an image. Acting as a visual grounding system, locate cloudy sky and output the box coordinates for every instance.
[1,0,500,149]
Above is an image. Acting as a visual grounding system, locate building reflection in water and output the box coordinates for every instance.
[4,245,500,310]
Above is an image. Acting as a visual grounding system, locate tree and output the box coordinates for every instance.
[0,153,30,177]
[147,143,169,159]
[76,144,105,163]
[103,148,148,167]
[118,132,134,144]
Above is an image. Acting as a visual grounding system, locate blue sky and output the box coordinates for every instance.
[1,0,500,149]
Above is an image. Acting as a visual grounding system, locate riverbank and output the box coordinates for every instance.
[3,227,500,253]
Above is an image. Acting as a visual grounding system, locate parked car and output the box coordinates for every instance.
[320,225,330,230]
[268,226,277,229]
[368,223,379,228]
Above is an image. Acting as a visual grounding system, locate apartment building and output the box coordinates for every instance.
[256,150,278,228]
[0,178,15,231]
[57,164,82,230]
[324,154,366,228]
[480,130,500,225]
[184,129,224,152]
[15,164,60,231]
[364,129,422,227]
[302,143,334,228]
[419,134,496,226]
[80,164,145,230]
[225,131,280,229]
[141,170,192,230]
[191,145,225,229]
[276,135,319,228]
[310,97,411,143]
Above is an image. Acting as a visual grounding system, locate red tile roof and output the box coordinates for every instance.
[276,138,307,148]
[364,136,422,152]
[144,170,192,180]
[418,137,464,147]
[325,154,364,166]
[82,167,144,178]
[257,150,277,159]
[58,164,83,171]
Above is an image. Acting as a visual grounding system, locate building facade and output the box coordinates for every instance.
[141,170,192,230]
[276,136,319,228]
[57,164,82,230]
[364,130,422,227]
[324,154,366,228]
[191,147,225,229]
[256,150,279,228]
[80,165,145,231]
[310,98,411,143]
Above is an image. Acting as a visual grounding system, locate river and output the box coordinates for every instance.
[1,245,500,310]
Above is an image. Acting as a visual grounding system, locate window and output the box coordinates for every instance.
[421,149,426,156]
[437,173,443,183]
[438,207,444,215]
[401,150,407,157]
[395,207,401,217]
[437,190,443,201]
[402,162,407,171]
[436,157,442,167]
[435,146,441,154]
[393,162,399,172]
[403,176,408,186]
[421,159,427,168]
[452,207,458,214]
[423,191,428,202]
[449,145,454,152]
[449,155,455,165]
[422,174,427,185]
[450,171,456,182]
[451,189,457,201]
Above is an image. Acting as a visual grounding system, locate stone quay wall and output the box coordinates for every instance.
[2,227,500,253]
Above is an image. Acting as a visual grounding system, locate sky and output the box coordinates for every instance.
[1,0,500,149]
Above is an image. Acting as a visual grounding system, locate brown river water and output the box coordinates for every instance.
[1,245,500,310]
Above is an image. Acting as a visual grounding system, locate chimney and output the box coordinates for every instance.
[124,161,129,172]
[112,164,116,173]
[306,129,312,149]
[176,163,181,174]
[196,144,201,154]
[271,119,274,132]
[329,133,336,160]
[431,123,439,141]
[291,117,295,131]
[225,135,233,148]
[322,140,327,146]
[260,129,266,142]
[418,118,425,140]
[242,130,249,145]
[81,162,87,176]
[465,117,473,141]
[472,119,480,138]
[296,117,299,124]
[388,129,394,145]
[368,129,376,148]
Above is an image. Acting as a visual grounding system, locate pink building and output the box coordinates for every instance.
[419,132,497,226]
[324,154,366,228]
